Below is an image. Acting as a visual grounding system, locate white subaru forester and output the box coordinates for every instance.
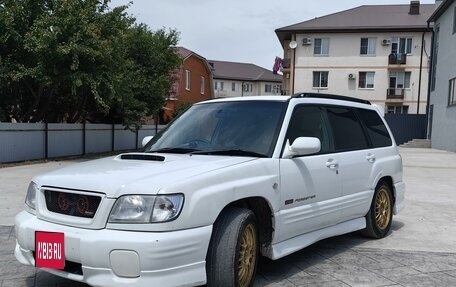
[15,93,405,287]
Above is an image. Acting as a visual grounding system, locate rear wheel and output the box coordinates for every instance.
[363,181,393,238]
[206,208,258,287]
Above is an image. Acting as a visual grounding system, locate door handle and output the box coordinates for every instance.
[325,159,339,170]
[366,153,376,163]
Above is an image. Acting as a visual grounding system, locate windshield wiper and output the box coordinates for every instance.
[148,147,200,154]
[190,149,267,158]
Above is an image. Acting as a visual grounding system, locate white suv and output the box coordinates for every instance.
[15,93,405,287]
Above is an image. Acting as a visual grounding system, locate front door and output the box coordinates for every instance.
[277,105,341,242]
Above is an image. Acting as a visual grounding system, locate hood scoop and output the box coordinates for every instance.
[119,153,165,162]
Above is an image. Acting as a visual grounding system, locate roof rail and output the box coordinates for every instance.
[292,92,371,105]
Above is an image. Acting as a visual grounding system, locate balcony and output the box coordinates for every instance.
[282,58,291,69]
[387,88,405,99]
[388,53,407,65]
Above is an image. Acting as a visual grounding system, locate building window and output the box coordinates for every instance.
[220,81,224,91]
[200,77,205,94]
[391,37,413,55]
[272,84,281,94]
[387,105,409,114]
[313,71,329,88]
[453,7,456,34]
[360,38,376,55]
[389,72,411,89]
[232,83,237,92]
[359,72,375,89]
[185,70,190,91]
[243,83,253,92]
[449,78,456,106]
[314,38,330,55]
[265,84,272,93]
[214,81,218,90]
[432,25,439,91]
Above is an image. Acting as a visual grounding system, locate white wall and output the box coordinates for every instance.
[430,1,456,152]
[288,32,431,114]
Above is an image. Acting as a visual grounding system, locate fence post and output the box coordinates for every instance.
[82,122,86,155]
[135,127,139,149]
[45,122,49,159]
[111,124,115,152]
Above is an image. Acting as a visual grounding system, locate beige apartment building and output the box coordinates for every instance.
[276,1,434,114]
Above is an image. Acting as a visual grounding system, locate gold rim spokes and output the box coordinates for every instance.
[238,224,257,287]
[375,187,392,230]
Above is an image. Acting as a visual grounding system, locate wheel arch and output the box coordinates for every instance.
[377,176,395,205]
[217,197,274,254]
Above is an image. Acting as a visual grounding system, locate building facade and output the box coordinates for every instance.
[164,47,213,122]
[208,60,282,98]
[276,2,434,114]
[428,0,456,152]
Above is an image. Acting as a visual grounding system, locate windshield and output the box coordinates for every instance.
[144,100,287,157]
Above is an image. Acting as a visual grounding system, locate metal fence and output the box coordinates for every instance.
[0,115,427,163]
[384,114,427,145]
[0,123,165,164]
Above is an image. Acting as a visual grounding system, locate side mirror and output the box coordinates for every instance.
[141,136,154,147]
[283,137,321,159]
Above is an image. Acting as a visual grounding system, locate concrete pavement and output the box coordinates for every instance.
[1,148,456,286]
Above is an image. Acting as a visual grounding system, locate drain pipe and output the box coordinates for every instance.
[417,31,425,114]
[425,20,435,139]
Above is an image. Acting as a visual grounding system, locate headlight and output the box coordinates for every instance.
[108,194,184,223]
[25,182,38,210]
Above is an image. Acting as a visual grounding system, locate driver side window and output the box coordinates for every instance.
[286,105,331,154]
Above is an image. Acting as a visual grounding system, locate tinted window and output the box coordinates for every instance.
[286,106,331,153]
[145,101,286,157]
[326,107,368,151]
[356,108,392,148]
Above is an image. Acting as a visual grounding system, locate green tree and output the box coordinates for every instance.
[0,0,181,127]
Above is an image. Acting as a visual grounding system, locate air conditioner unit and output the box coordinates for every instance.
[302,38,312,45]
[382,39,391,46]
[348,73,356,80]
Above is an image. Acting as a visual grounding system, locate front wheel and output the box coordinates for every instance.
[363,181,393,238]
[206,208,259,287]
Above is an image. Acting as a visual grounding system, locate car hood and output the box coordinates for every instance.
[34,153,256,198]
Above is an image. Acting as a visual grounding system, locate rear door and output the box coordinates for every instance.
[325,106,387,221]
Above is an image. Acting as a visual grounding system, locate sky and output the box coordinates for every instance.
[110,0,436,70]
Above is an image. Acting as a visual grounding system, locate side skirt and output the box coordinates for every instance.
[263,217,366,260]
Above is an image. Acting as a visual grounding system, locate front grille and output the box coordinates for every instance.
[44,190,101,219]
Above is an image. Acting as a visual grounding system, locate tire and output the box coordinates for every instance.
[206,208,259,287]
[363,181,394,239]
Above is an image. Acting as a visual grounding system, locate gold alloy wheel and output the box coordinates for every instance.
[375,187,392,230]
[238,224,257,287]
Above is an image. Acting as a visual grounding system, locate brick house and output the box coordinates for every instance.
[162,47,213,123]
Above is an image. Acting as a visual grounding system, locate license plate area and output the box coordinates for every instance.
[35,231,65,269]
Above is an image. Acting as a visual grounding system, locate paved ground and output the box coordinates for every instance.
[1,148,456,286]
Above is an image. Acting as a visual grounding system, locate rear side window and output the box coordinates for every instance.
[356,108,392,148]
[326,107,369,152]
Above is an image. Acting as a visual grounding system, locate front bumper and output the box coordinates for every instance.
[15,211,212,287]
